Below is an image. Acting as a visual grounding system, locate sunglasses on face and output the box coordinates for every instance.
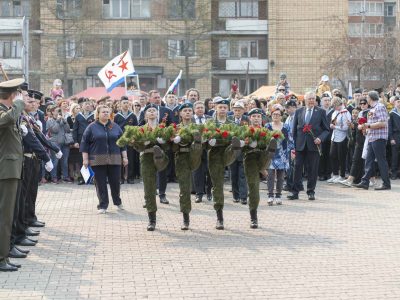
[134,104,141,107]
[360,102,367,105]
[278,89,285,92]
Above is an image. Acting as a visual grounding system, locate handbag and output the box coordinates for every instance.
[64,132,74,145]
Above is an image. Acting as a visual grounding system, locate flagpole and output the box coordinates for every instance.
[162,70,182,102]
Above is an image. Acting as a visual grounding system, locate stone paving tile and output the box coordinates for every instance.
[0,180,400,299]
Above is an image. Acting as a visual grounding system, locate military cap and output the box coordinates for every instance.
[167,90,176,95]
[288,94,298,101]
[248,108,263,116]
[0,78,25,93]
[232,101,244,109]
[321,91,332,99]
[20,82,29,91]
[214,98,230,106]
[28,90,43,100]
[354,88,362,94]
[178,102,193,111]
[78,97,90,104]
[143,103,158,113]
[285,100,297,107]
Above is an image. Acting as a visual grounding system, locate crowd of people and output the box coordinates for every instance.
[0,74,399,272]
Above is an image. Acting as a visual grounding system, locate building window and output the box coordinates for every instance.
[218,40,258,58]
[102,39,151,58]
[218,0,259,18]
[56,0,81,19]
[0,40,22,58]
[0,0,30,17]
[348,1,363,16]
[169,0,195,19]
[348,23,383,37]
[366,2,384,16]
[168,40,196,58]
[385,3,395,16]
[57,39,83,58]
[103,0,151,19]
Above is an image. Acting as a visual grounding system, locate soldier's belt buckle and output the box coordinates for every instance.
[179,148,190,153]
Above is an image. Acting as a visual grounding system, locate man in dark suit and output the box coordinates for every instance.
[288,91,330,201]
[318,92,334,181]
[191,101,212,203]
[230,101,249,204]
[139,90,173,204]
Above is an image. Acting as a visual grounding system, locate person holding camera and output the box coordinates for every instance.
[46,105,72,183]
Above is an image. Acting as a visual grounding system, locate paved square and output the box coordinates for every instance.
[1,180,400,299]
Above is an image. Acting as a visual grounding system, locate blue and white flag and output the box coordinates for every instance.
[164,70,182,97]
[98,50,135,92]
[348,82,353,100]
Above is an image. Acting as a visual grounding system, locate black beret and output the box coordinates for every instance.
[285,100,297,107]
[143,103,158,113]
[28,89,43,100]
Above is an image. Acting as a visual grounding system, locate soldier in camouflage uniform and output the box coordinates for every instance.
[243,108,277,229]
[207,98,242,230]
[172,103,203,230]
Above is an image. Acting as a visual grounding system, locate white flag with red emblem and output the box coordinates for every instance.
[98,50,135,92]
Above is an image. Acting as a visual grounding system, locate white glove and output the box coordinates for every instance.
[144,141,150,145]
[208,138,216,147]
[249,140,257,148]
[239,140,245,148]
[55,150,63,159]
[14,93,23,101]
[173,136,181,144]
[20,125,28,137]
[156,137,166,144]
[36,120,43,132]
[45,160,54,172]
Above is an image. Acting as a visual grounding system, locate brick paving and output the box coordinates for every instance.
[1,179,400,300]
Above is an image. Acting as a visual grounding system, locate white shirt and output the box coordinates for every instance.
[195,115,206,124]
[331,109,352,142]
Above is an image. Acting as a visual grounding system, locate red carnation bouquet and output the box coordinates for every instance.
[202,122,235,146]
[302,124,322,156]
[358,117,367,125]
[237,126,283,148]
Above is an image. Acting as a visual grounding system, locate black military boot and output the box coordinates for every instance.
[215,209,224,230]
[181,213,190,230]
[147,212,156,231]
[250,210,258,229]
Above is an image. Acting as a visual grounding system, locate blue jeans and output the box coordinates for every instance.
[361,139,391,187]
[50,144,70,180]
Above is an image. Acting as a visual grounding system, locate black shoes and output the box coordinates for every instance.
[7,259,21,268]
[215,209,224,230]
[195,195,203,203]
[181,213,190,230]
[233,198,240,203]
[159,195,169,204]
[240,198,247,205]
[147,212,156,231]
[250,210,258,229]
[9,247,27,258]
[29,220,45,228]
[207,194,213,202]
[25,228,40,237]
[374,185,391,191]
[16,238,37,247]
[287,193,299,200]
[15,246,29,254]
[127,179,135,184]
[0,260,18,272]
[308,193,315,201]
[354,183,369,190]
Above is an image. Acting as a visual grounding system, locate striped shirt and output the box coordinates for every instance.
[367,102,389,142]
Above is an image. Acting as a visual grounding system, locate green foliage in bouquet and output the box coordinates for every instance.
[239,126,284,148]
[116,124,157,148]
[154,123,176,142]
[202,121,236,146]
[176,123,201,144]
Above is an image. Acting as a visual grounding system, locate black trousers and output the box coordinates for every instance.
[192,150,212,196]
[25,158,41,225]
[391,143,400,175]
[133,149,141,178]
[330,138,348,178]
[318,139,331,178]
[127,146,136,180]
[361,139,391,187]
[230,156,248,200]
[293,148,320,194]
[10,180,22,249]
[92,165,122,209]
[350,144,364,183]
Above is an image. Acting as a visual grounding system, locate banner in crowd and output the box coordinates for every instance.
[163,70,182,101]
[98,50,135,92]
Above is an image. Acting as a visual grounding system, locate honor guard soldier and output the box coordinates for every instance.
[207,98,241,230]
[137,104,170,231]
[243,108,277,228]
[171,103,203,230]
[114,96,138,184]
[0,78,25,272]
[9,96,54,256]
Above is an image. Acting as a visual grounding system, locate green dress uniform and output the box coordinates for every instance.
[207,99,241,229]
[172,103,203,230]
[0,78,25,271]
[243,108,278,228]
